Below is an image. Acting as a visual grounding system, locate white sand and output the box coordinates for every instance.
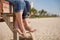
[0,17,60,40]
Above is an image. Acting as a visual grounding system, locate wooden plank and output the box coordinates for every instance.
[0,2,2,13]
[2,2,10,13]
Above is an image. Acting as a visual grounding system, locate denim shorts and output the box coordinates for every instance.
[23,1,31,19]
[6,0,25,12]
[6,0,30,19]
[13,1,25,12]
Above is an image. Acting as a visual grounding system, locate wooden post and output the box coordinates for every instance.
[13,13,17,40]
[1,1,19,40]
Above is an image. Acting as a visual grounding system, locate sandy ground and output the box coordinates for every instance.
[0,17,60,40]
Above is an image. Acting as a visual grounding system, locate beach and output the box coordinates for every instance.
[0,17,60,40]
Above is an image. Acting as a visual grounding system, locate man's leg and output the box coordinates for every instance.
[23,18,36,32]
[22,6,36,32]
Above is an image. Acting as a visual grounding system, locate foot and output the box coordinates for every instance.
[20,33,30,38]
[28,28,36,32]
[13,28,29,38]
[13,28,23,35]
[26,26,36,32]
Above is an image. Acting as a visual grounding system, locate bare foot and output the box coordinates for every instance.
[21,33,30,38]
[26,26,36,32]
[28,28,36,32]
[13,28,29,38]
[13,28,23,35]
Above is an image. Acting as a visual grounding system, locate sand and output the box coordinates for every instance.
[0,17,60,40]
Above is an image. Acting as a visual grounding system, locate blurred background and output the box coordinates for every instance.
[29,0,60,18]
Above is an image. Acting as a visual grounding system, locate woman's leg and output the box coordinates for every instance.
[15,11,29,38]
[13,1,29,38]
[14,18,23,35]
[15,11,26,32]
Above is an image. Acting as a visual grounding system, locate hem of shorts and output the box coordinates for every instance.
[14,10,23,13]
